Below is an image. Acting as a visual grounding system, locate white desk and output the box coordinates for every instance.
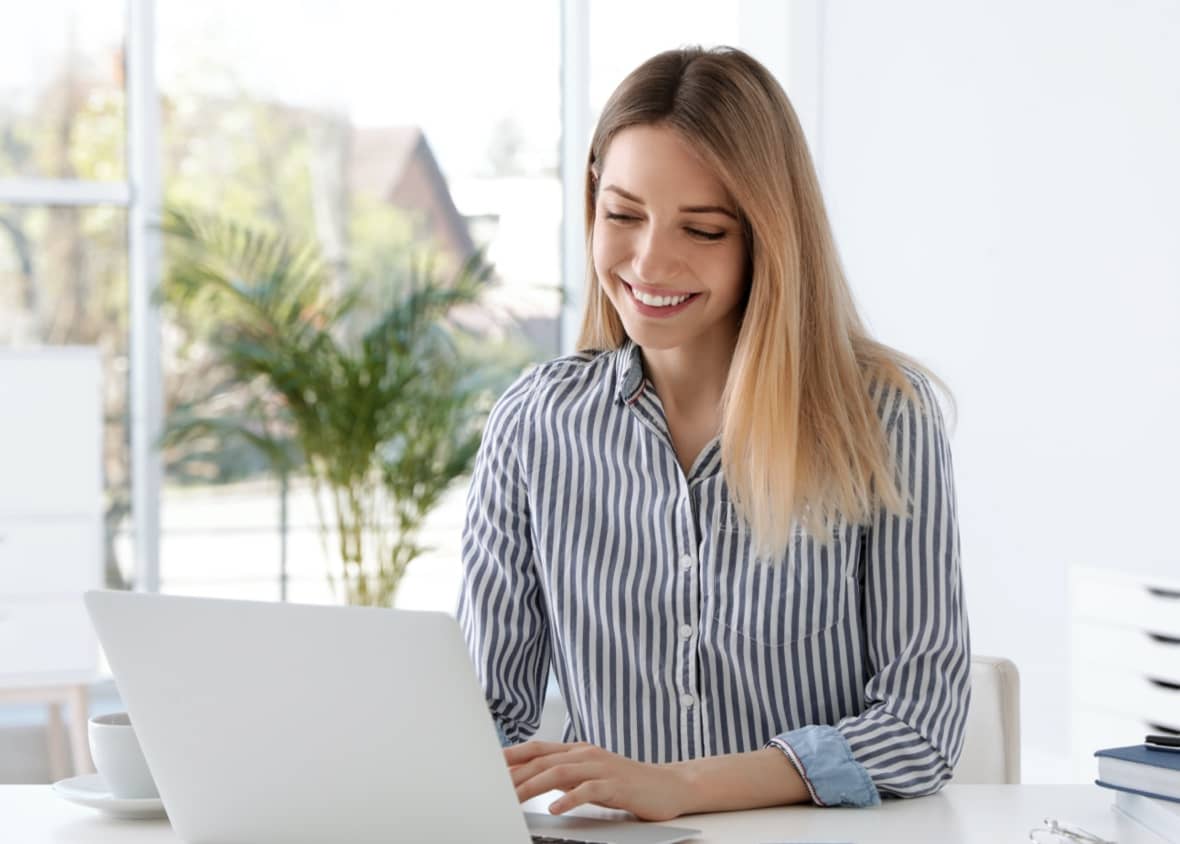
[1,784,1169,843]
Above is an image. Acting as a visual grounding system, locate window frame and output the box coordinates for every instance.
[0,0,161,593]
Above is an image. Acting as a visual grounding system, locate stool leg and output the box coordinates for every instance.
[46,702,70,783]
[67,684,94,775]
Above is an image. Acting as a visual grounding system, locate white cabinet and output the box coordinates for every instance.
[0,520,103,597]
[1069,566,1180,781]
[0,599,97,677]
[0,349,103,684]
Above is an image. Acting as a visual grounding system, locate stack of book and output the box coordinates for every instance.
[1095,740,1180,842]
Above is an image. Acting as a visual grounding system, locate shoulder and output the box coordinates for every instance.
[868,363,948,439]
[529,348,615,391]
[486,348,616,431]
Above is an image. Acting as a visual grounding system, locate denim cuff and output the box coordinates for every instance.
[495,721,514,747]
[767,724,880,807]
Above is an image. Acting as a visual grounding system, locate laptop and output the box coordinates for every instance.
[83,590,700,844]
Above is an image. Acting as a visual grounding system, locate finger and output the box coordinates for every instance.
[509,745,598,787]
[548,779,614,815]
[515,761,598,802]
[515,762,601,804]
[503,740,575,766]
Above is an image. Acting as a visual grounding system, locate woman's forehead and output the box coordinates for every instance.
[597,125,733,208]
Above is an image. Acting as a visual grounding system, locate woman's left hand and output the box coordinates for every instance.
[505,741,690,821]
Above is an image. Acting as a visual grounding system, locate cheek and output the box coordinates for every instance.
[591,224,621,278]
[701,243,747,290]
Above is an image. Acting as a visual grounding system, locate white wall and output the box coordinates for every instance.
[804,0,1180,780]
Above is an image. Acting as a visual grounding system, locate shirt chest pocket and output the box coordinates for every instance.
[710,533,854,647]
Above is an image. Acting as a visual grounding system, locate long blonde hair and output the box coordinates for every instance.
[577,46,954,555]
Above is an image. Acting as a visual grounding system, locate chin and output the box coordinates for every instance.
[618,320,694,352]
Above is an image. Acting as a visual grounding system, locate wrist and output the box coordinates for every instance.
[662,759,705,816]
[661,749,811,815]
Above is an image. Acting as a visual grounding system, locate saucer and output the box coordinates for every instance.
[52,774,167,819]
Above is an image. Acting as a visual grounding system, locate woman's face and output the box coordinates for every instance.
[592,124,748,354]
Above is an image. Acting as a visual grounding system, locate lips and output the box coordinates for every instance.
[622,280,701,317]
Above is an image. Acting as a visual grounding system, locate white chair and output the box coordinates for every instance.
[537,655,1021,785]
[536,692,567,743]
[954,655,1021,784]
[0,681,93,780]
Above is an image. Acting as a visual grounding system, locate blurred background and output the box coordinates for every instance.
[1,0,1176,792]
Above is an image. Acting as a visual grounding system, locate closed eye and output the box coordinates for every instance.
[604,212,726,242]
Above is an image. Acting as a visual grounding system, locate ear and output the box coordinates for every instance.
[589,152,604,183]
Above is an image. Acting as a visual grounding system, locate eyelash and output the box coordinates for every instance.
[604,212,726,242]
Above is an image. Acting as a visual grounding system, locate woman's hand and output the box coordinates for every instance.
[504,740,691,821]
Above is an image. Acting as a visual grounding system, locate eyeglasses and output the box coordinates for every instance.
[1027,817,1116,844]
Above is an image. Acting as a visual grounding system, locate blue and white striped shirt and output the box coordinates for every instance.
[457,340,970,807]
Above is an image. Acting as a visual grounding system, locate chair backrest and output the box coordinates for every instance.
[953,655,1021,784]
[536,654,1022,784]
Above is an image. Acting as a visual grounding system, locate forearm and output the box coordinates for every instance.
[667,748,811,815]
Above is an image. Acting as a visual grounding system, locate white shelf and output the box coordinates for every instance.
[1069,566,1180,782]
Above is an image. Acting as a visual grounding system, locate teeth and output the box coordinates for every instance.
[631,287,692,307]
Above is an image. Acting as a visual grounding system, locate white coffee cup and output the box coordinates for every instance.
[88,712,159,799]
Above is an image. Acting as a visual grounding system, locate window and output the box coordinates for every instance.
[0,2,131,588]
[0,0,126,181]
[154,1,562,606]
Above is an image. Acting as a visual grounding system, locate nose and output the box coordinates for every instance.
[633,225,683,285]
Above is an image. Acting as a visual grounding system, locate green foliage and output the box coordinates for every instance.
[160,205,508,606]
[2,63,541,594]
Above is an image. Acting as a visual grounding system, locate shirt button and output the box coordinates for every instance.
[679,624,693,639]
[680,693,695,708]
[679,554,694,569]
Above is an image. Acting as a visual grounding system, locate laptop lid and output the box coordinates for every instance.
[84,590,532,844]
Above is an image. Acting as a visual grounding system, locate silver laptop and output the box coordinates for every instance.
[84,590,699,844]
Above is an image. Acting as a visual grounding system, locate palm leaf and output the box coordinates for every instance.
[159,203,516,606]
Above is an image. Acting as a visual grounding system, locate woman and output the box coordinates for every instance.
[457,46,970,820]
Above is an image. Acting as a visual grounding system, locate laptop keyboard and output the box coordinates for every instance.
[531,836,609,844]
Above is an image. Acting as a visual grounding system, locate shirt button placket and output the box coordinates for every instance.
[674,479,702,760]
[677,529,700,758]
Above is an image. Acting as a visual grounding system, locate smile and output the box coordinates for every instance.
[633,288,692,307]
[623,281,701,314]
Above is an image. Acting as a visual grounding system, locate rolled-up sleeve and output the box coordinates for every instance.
[769,725,880,807]
[456,368,550,745]
[769,370,971,804]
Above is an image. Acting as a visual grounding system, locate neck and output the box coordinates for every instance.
[640,329,738,420]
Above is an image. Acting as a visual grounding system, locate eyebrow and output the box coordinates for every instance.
[603,184,738,220]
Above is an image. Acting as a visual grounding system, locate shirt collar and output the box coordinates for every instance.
[613,339,646,406]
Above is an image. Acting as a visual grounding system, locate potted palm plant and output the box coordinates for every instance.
[160,206,514,606]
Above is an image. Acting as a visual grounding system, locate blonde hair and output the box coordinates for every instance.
[578,46,955,555]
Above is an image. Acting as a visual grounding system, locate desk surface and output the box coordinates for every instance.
[1,783,1167,843]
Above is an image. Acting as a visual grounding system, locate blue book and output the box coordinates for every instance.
[1094,744,1180,804]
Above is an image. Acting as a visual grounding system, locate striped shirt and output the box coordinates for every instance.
[457,340,971,804]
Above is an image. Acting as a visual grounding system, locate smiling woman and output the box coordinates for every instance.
[593,126,747,357]
[458,46,969,821]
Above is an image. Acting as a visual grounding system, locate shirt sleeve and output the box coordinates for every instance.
[769,725,881,807]
[768,370,971,804]
[456,367,551,746]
